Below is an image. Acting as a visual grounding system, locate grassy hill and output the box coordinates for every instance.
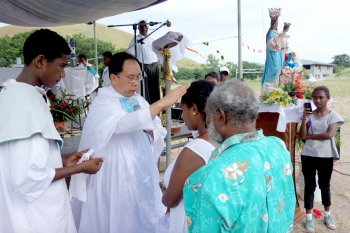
[0,23,201,69]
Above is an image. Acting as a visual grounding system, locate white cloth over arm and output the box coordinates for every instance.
[85,69,98,95]
[70,86,166,233]
[61,67,87,98]
[152,31,192,72]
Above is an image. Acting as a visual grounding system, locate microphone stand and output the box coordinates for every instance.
[123,21,168,101]
[108,21,167,100]
[107,22,139,60]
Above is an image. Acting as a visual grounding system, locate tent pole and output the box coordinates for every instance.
[237,0,243,80]
[93,21,98,72]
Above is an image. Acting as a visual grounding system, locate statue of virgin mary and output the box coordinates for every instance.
[261,8,290,93]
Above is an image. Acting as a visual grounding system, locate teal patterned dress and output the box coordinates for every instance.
[183,130,296,233]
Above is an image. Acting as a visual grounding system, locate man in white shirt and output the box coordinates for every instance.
[78,54,100,95]
[101,51,112,87]
[78,54,92,67]
[0,29,103,233]
[127,19,160,104]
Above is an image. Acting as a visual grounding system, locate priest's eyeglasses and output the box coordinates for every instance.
[116,74,143,83]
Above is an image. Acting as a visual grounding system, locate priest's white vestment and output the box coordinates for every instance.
[70,85,167,233]
[0,80,76,233]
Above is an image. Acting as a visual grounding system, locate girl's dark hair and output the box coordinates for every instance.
[108,52,140,75]
[313,86,330,99]
[181,80,215,127]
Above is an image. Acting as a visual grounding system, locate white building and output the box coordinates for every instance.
[301,60,333,79]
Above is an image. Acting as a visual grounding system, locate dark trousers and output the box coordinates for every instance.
[141,63,160,104]
[301,155,333,209]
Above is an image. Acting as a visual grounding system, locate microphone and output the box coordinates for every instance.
[133,105,141,111]
[148,21,162,26]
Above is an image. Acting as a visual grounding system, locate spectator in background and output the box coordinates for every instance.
[219,66,230,82]
[77,54,99,96]
[101,51,112,87]
[204,72,220,85]
[78,54,92,67]
[299,86,344,232]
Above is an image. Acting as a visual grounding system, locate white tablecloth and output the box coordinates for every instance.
[258,99,315,132]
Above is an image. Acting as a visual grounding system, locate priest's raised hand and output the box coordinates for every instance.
[150,84,191,118]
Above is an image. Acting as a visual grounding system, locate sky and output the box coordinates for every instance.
[1,0,349,65]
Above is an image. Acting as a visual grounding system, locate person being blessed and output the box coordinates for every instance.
[261,8,290,93]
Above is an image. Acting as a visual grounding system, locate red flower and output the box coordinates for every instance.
[48,94,56,99]
[296,92,303,99]
[68,107,75,113]
[59,101,68,110]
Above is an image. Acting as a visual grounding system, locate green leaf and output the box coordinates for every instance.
[51,108,80,125]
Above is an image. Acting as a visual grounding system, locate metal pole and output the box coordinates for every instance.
[237,0,243,80]
[93,21,98,72]
[165,80,171,167]
[262,9,265,54]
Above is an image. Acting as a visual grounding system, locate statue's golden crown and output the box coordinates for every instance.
[268,8,282,20]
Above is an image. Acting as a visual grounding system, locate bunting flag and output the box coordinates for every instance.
[242,42,263,53]
[202,41,227,66]
[184,39,263,63]
[185,47,205,59]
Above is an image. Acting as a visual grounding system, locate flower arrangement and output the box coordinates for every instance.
[301,85,314,100]
[261,89,298,106]
[47,89,89,124]
[279,67,305,92]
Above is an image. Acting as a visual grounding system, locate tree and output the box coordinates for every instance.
[173,68,195,80]
[0,31,123,69]
[331,54,350,74]
[192,68,203,80]
[331,54,350,68]
[241,61,264,80]
[0,30,35,67]
[226,62,238,79]
[205,54,220,72]
[65,33,121,61]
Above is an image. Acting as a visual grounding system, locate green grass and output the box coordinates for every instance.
[312,69,350,99]
[174,69,350,99]
[175,77,262,93]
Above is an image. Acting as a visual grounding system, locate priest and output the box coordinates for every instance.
[70,52,190,232]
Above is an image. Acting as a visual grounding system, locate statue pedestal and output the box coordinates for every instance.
[256,112,305,223]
